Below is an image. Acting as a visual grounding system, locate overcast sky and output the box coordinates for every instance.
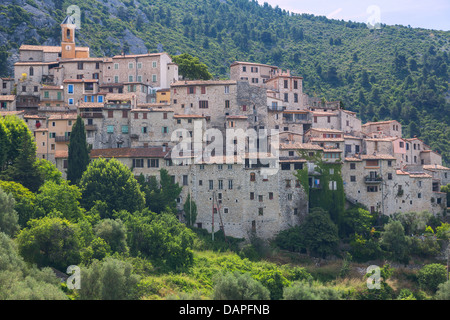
[263,0,450,31]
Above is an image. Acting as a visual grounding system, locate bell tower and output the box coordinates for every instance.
[61,16,76,59]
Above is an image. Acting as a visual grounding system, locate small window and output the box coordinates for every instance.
[250,172,256,182]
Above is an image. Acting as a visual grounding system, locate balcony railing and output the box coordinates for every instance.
[365,175,383,183]
[55,136,70,142]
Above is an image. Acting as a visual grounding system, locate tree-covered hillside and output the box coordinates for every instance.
[0,0,449,164]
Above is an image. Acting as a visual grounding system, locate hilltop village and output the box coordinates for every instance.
[1,17,448,240]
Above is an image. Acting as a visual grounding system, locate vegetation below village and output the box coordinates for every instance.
[1,115,450,300]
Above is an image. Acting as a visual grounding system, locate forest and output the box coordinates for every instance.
[1,114,450,300]
[0,0,449,164]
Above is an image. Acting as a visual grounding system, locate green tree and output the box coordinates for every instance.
[36,158,63,184]
[78,257,140,300]
[183,193,197,227]
[417,264,447,292]
[67,116,90,185]
[172,53,212,80]
[16,216,84,270]
[435,281,450,300]
[301,208,339,258]
[94,219,129,254]
[0,232,68,300]
[36,180,84,222]
[79,158,145,215]
[212,271,270,300]
[118,209,195,271]
[0,187,19,237]
[0,180,42,226]
[379,220,411,265]
[0,129,43,192]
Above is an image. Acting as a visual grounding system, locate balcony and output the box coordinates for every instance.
[365,175,383,184]
[55,135,70,142]
[81,112,103,119]
[85,124,98,131]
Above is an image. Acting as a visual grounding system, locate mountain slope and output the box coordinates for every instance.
[1,0,449,164]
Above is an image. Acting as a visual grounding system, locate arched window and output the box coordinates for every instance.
[250,172,256,182]
[66,29,71,40]
[29,67,34,76]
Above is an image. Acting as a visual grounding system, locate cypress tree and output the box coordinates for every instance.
[67,116,90,185]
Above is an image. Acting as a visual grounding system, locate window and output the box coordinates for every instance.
[148,159,159,168]
[350,176,356,182]
[281,163,291,171]
[209,180,214,190]
[183,175,188,186]
[228,179,233,190]
[258,208,264,216]
[284,93,289,102]
[162,127,169,134]
[287,194,293,201]
[44,91,49,98]
[68,98,74,105]
[199,101,209,109]
[121,125,129,134]
[418,193,422,199]
[225,100,230,108]
[250,192,255,200]
[294,93,298,103]
[152,74,157,82]
[367,186,378,192]
[128,62,134,69]
[269,192,273,200]
[250,173,256,182]
[285,180,291,188]
[108,110,114,118]
[218,179,223,190]
[284,80,288,88]
[258,195,263,202]
[77,62,84,70]
[114,76,119,83]
[128,75,133,82]
[201,86,206,94]
[114,63,119,70]
[163,113,168,120]
[228,164,233,170]
[133,159,144,168]
[107,125,114,134]
[388,173,393,180]
[68,84,74,94]
[224,86,230,94]
[152,61,157,68]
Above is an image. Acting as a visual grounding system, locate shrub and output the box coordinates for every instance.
[417,264,447,292]
[212,271,270,300]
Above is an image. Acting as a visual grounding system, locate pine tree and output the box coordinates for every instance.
[67,116,90,185]
[0,135,43,192]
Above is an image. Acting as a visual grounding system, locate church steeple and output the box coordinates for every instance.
[61,15,76,59]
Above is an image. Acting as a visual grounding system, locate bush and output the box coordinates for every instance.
[212,271,270,300]
[435,281,450,300]
[417,264,447,292]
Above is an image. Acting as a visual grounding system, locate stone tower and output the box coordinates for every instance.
[61,15,76,59]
